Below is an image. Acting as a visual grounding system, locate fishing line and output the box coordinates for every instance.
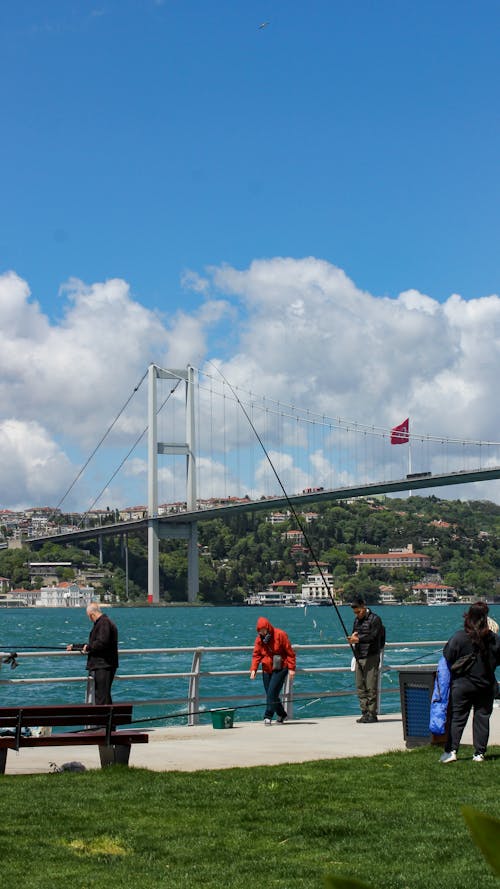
[207,360,358,660]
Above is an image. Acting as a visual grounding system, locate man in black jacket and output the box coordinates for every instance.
[67,603,119,704]
[348,595,385,723]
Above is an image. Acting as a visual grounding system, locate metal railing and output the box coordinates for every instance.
[0,640,444,725]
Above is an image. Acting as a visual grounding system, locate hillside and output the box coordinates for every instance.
[0,495,498,604]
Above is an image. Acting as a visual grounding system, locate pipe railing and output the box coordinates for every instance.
[0,640,444,725]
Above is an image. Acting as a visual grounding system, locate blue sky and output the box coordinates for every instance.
[0,0,499,511]
[2,0,499,306]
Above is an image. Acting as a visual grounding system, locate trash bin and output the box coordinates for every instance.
[399,668,436,748]
[210,709,235,730]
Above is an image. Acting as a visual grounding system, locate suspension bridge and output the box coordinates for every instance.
[26,363,500,603]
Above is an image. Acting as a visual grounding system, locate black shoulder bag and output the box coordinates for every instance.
[450,652,476,677]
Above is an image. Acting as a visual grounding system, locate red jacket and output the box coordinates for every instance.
[251,619,296,674]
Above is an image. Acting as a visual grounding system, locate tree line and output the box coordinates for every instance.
[0,495,498,605]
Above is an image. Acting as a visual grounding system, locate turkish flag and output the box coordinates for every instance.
[391,418,409,444]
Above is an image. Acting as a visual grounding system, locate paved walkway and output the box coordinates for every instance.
[4,707,500,775]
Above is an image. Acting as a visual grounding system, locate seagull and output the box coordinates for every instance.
[258,21,270,30]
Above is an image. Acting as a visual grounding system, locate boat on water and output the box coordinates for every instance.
[295,598,330,607]
[427,601,454,606]
[243,589,297,607]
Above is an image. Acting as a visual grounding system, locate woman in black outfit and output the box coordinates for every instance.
[440,602,500,763]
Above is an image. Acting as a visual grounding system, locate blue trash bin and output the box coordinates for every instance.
[399,668,436,748]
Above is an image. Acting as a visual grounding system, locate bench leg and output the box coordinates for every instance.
[99,745,115,767]
[114,744,131,766]
[0,749,7,774]
[99,744,132,767]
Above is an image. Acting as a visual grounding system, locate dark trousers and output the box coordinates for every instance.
[447,678,494,755]
[91,668,115,705]
[355,654,380,717]
[262,668,288,719]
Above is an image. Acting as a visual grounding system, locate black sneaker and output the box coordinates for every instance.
[356,715,368,723]
[364,715,378,723]
[276,713,288,724]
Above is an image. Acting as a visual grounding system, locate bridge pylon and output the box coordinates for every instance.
[147,364,198,604]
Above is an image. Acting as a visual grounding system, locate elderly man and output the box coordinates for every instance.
[67,603,119,704]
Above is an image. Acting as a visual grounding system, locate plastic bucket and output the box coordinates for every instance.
[211,709,235,730]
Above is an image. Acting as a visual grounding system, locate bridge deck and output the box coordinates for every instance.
[4,707,499,774]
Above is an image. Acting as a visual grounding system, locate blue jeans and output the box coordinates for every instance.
[262,668,288,719]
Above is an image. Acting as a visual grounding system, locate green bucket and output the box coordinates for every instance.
[211,709,235,730]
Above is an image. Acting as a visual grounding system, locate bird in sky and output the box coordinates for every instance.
[258,21,270,30]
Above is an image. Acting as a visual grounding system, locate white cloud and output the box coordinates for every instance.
[207,257,500,439]
[1,258,499,510]
[181,269,210,294]
[0,272,231,510]
[0,419,73,510]
[255,450,310,498]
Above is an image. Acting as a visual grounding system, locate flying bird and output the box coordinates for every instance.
[258,21,270,30]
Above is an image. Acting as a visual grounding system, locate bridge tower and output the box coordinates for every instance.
[147,364,199,604]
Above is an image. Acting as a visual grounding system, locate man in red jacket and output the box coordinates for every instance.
[250,616,296,725]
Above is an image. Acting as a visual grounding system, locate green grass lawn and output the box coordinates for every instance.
[0,745,499,889]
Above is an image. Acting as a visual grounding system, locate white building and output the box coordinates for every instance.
[266,512,290,525]
[36,582,96,607]
[378,586,398,605]
[300,571,337,603]
[411,582,457,605]
[244,581,297,606]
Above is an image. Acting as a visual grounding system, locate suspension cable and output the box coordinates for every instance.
[51,370,149,519]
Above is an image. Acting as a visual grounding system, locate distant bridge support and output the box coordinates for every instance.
[148,364,198,604]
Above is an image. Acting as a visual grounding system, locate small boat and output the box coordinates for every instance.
[295,599,322,607]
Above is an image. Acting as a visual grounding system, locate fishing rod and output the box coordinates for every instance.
[125,693,336,727]
[0,645,69,651]
[207,361,359,661]
[0,644,84,669]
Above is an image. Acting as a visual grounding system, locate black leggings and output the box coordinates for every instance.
[447,678,494,755]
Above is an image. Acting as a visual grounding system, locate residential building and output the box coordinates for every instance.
[352,544,430,572]
[411,582,457,605]
[266,512,290,525]
[36,582,96,607]
[300,571,338,603]
[282,529,305,544]
[378,585,398,605]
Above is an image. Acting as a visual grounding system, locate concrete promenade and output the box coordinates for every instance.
[4,707,500,775]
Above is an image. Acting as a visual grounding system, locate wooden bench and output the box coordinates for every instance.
[0,703,148,773]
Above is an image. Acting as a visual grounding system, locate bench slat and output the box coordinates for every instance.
[0,704,134,730]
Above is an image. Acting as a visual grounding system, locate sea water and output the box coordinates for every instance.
[0,604,496,723]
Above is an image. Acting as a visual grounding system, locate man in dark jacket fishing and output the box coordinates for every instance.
[348,596,385,723]
[67,603,119,704]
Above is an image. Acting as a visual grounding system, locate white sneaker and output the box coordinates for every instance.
[264,718,272,726]
[472,753,485,762]
[440,750,457,763]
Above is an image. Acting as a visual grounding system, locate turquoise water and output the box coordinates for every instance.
[1,604,496,723]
